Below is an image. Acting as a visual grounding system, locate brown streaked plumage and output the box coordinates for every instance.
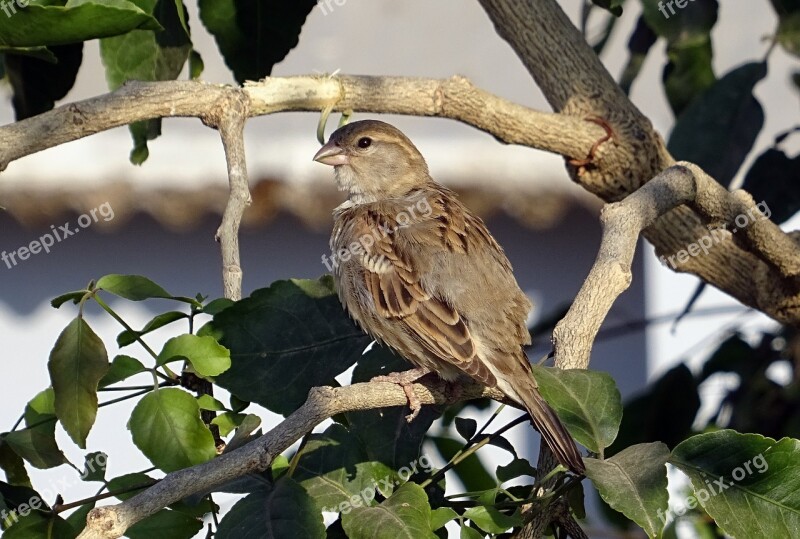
[313,120,584,474]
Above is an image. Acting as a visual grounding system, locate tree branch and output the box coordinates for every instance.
[0,75,603,172]
[76,378,505,539]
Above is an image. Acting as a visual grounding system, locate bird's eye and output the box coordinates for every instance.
[357,137,372,149]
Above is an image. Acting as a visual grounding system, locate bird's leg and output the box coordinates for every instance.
[567,116,615,174]
[370,367,432,422]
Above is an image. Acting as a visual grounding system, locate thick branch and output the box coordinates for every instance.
[76,378,504,539]
[0,75,603,171]
[553,165,697,369]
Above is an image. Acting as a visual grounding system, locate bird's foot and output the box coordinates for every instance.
[371,367,431,422]
[568,116,615,174]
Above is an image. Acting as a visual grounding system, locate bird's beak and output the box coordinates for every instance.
[313,141,350,166]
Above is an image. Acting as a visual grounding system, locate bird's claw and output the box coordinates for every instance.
[370,367,430,422]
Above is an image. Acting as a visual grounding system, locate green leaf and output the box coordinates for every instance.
[459,525,484,539]
[293,424,394,513]
[585,442,670,538]
[1,510,76,539]
[202,297,234,315]
[3,389,66,469]
[48,317,109,448]
[668,62,768,187]
[0,0,161,48]
[196,394,227,412]
[158,334,231,377]
[96,274,172,301]
[99,354,147,387]
[220,413,260,446]
[80,452,107,482]
[454,417,477,441]
[107,472,157,501]
[430,507,458,531]
[742,148,800,224]
[5,43,82,120]
[210,411,245,437]
[463,505,522,534]
[342,482,437,539]
[198,0,316,84]
[117,311,188,347]
[671,430,800,539]
[129,388,216,472]
[530,365,622,454]
[99,0,192,164]
[50,290,87,308]
[496,458,537,483]
[212,277,370,416]
[215,477,325,539]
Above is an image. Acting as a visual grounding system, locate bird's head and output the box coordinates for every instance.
[313,120,431,203]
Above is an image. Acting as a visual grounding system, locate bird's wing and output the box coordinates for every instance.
[342,191,504,386]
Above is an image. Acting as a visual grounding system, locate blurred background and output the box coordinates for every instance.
[0,0,797,537]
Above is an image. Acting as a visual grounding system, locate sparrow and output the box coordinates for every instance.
[313,120,584,474]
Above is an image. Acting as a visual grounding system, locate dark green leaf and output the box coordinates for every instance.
[454,417,477,442]
[294,424,394,513]
[619,16,658,95]
[117,311,188,347]
[463,505,522,534]
[198,0,316,84]
[223,413,261,449]
[591,0,624,16]
[430,436,494,493]
[496,458,537,483]
[342,482,437,539]
[202,297,234,316]
[212,277,370,416]
[1,509,75,539]
[671,430,800,539]
[5,43,82,120]
[189,49,204,79]
[50,290,87,308]
[99,355,147,387]
[129,388,216,472]
[771,0,800,57]
[215,477,325,539]
[158,334,231,377]
[700,334,756,381]
[585,442,670,538]
[48,317,109,448]
[741,148,800,224]
[80,452,107,482]
[459,525,484,539]
[0,0,161,48]
[3,389,66,469]
[530,365,622,454]
[668,62,768,186]
[107,473,158,501]
[65,501,94,535]
[641,0,719,115]
[0,439,30,487]
[609,364,699,455]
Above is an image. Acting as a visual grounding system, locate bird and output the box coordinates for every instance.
[313,119,584,474]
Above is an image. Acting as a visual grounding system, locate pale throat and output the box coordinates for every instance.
[333,165,380,204]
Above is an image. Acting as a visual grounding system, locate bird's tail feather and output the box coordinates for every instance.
[522,390,585,474]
